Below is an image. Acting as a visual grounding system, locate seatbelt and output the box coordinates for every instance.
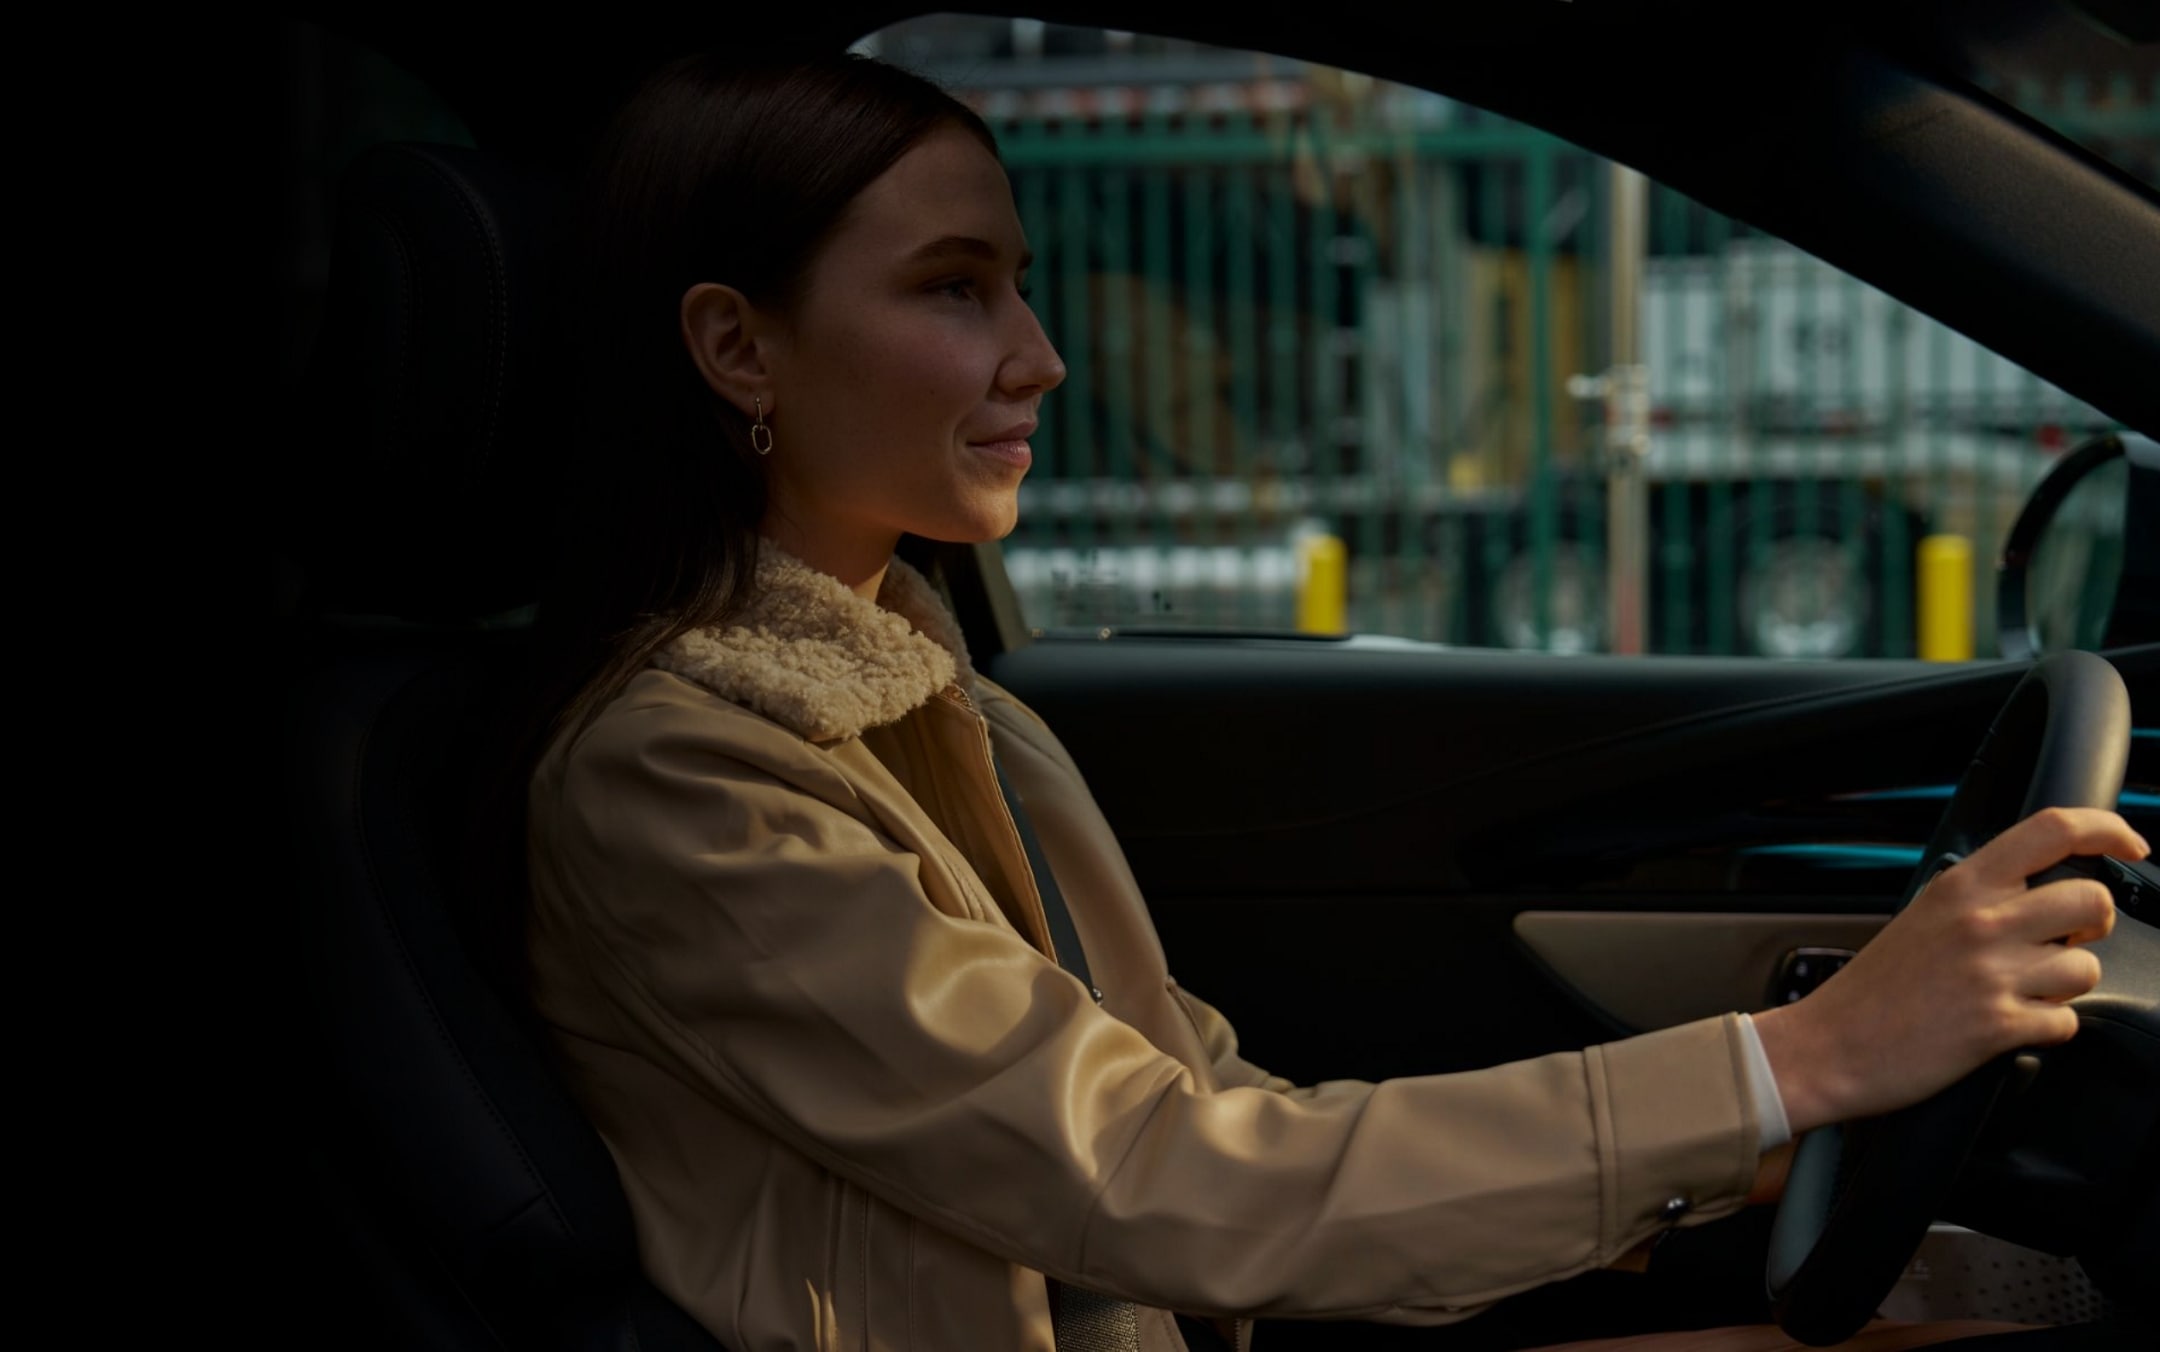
[991,757,1143,1351]
[993,757,1102,1003]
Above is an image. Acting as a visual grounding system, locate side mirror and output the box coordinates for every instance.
[1998,433,2159,658]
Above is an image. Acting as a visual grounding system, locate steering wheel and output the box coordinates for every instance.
[1765,649,2137,1345]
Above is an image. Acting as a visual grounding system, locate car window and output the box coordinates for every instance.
[867,17,2128,659]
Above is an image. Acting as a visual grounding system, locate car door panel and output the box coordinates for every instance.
[981,638,2158,1087]
[1512,909,1888,1035]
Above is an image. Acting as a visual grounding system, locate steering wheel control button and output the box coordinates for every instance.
[1659,1196,1692,1223]
[1768,947,1856,1006]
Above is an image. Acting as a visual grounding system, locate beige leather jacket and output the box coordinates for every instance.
[526,546,1766,1352]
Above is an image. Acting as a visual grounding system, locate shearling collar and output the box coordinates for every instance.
[653,543,978,743]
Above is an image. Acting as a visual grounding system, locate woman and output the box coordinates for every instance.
[520,51,2144,1352]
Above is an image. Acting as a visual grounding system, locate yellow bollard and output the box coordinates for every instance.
[1917,534,1974,662]
[1297,533,1348,635]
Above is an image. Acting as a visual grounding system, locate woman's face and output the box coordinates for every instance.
[748,123,1065,582]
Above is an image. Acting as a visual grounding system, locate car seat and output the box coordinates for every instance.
[279,141,727,1352]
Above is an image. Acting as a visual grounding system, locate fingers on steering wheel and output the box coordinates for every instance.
[2015,940,2105,1003]
[2011,876,2118,946]
[1963,806,2146,888]
[2010,1000,2083,1047]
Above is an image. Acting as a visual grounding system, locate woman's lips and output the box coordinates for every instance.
[968,423,1036,468]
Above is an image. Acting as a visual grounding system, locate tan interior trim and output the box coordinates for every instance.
[1511,910,1890,1032]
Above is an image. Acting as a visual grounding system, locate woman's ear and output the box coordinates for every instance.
[681,282,778,417]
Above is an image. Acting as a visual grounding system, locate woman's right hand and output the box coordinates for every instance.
[1752,806,2148,1135]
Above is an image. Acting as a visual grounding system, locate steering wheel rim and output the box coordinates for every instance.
[1766,650,2132,1346]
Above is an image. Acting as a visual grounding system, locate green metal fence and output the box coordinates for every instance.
[982,79,2148,657]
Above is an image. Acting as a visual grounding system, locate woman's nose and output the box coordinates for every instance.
[1002,305,1066,396]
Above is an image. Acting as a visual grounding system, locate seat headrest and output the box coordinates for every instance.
[294,143,564,622]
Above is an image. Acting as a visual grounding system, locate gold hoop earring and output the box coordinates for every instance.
[751,394,774,456]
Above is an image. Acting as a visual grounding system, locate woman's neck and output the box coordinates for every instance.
[757,520,896,601]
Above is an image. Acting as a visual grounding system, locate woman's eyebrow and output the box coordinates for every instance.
[906,235,1032,270]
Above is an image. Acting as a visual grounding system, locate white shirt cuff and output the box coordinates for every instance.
[1736,1012,1793,1152]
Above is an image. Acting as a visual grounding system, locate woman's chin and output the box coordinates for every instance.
[924,500,1021,545]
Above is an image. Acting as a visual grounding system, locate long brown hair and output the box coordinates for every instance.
[471,53,997,1004]
[533,50,998,742]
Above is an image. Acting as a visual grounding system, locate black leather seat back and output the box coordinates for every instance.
[284,142,724,1351]
[293,143,558,623]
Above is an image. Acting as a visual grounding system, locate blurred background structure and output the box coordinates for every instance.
[866,15,2153,658]
[276,13,2152,659]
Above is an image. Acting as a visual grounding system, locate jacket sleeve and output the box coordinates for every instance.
[537,695,1764,1324]
[1170,981,1301,1096]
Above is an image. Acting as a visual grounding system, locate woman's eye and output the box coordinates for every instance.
[926,276,1031,305]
